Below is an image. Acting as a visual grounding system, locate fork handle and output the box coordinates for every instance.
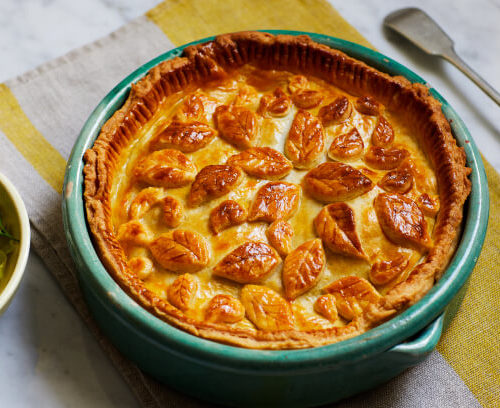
[442,48,500,106]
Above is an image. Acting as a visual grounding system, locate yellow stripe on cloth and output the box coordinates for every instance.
[437,159,500,408]
[146,0,372,48]
[0,84,66,193]
[147,1,498,406]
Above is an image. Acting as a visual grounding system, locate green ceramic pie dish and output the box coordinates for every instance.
[62,31,489,407]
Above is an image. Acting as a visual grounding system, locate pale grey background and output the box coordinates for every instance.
[0,0,498,407]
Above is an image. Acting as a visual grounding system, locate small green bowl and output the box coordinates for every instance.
[62,31,489,407]
[0,173,30,315]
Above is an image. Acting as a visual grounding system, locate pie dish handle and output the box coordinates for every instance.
[386,313,444,362]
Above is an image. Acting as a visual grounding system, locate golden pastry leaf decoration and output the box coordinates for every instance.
[328,128,364,160]
[417,193,441,217]
[318,96,352,126]
[314,294,338,322]
[174,93,206,122]
[374,193,432,251]
[371,116,394,147]
[188,165,243,207]
[303,162,373,203]
[214,105,258,149]
[128,256,154,280]
[378,170,413,194]
[282,239,325,300]
[323,276,381,321]
[287,75,309,94]
[167,273,198,311]
[364,146,410,170]
[173,92,216,122]
[150,121,216,153]
[355,96,380,116]
[266,220,294,257]
[162,196,184,228]
[285,109,325,169]
[287,75,324,109]
[293,305,328,331]
[232,84,258,107]
[149,230,210,273]
[205,294,245,324]
[397,157,428,190]
[314,203,367,260]
[227,147,293,180]
[248,181,301,223]
[129,187,165,219]
[240,285,294,331]
[213,242,281,284]
[117,220,151,246]
[359,166,378,178]
[134,149,197,188]
[209,200,247,235]
[258,88,291,117]
[369,254,409,286]
[291,89,324,109]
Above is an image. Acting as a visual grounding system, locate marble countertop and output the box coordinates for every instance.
[0,0,498,407]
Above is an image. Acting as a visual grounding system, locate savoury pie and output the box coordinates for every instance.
[84,32,470,349]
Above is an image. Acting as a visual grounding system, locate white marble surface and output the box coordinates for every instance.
[0,0,498,407]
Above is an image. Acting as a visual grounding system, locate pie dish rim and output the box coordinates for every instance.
[63,31,488,358]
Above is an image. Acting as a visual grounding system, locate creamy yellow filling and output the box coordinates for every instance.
[110,66,438,330]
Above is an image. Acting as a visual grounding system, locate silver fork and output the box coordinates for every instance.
[384,7,500,106]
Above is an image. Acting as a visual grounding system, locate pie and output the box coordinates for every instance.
[83,32,471,349]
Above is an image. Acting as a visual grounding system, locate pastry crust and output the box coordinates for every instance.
[83,32,470,349]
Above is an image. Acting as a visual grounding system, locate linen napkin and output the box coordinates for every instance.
[0,1,497,407]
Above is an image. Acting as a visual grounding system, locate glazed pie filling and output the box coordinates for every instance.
[110,66,439,333]
[84,33,470,349]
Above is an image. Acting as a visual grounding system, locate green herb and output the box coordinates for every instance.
[0,213,17,241]
[0,212,17,281]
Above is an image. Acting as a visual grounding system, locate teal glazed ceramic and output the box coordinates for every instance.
[62,31,489,407]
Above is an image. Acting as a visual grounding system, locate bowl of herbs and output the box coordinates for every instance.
[0,173,30,315]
